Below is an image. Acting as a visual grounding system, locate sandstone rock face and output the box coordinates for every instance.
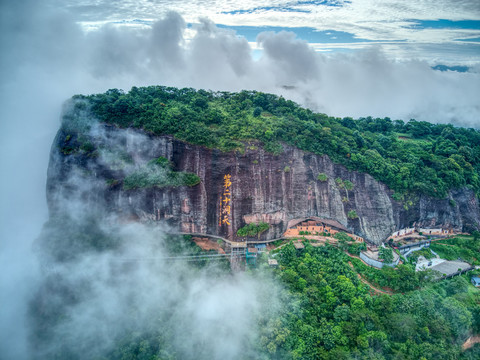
[47,124,480,244]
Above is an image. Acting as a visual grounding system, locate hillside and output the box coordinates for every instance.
[31,86,480,360]
[47,86,480,245]
[77,86,480,199]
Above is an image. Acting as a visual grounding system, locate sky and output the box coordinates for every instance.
[61,0,480,64]
[0,1,479,358]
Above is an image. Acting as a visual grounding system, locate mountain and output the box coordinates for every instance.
[46,87,480,244]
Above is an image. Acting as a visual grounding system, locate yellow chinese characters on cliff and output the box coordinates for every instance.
[219,174,232,226]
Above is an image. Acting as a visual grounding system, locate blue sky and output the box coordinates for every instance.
[214,25,374,44]
[410,19,480,30]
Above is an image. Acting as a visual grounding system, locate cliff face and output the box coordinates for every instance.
[47,123,480,244]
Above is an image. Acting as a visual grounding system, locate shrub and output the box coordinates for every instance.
[343,180,354,190]
[149,156,172,168]
[180,173,201,187]
[317,173,328,182]
[335,178,344,188]
[334,232,353,243]
[347,210,358,219]
[106,179,119,186]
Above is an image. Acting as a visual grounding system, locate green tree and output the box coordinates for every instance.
[473,230,480,241]
[334,232,352,251]
[441,297,472,339]
[379,247,394,264]
[445,276,469,296]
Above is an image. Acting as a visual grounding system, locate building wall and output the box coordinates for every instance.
[391,228,415,238]
[347,233,364,242]
[399,241,430,255]
[285,222,334,236]
[297,225,328,232]
[390,227,453,238]
[418,228,443,235]
[283,221,365,242]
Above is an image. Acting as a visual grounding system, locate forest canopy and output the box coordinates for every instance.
[73,86,480,198]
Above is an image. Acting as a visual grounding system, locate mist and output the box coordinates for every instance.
[0,1,479,358]
[32,220,283,359]
[22,106,286,359]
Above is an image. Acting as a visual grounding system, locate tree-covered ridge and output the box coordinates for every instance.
[76,86,480,198]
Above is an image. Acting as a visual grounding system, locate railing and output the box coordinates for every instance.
[118,249,246,262]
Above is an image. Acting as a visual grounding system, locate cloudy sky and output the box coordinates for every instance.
[60,0,480,64]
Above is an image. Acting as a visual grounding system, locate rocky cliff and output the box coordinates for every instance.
[47,120,480,245]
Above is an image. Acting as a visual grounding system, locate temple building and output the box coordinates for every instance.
[283,216,363,242]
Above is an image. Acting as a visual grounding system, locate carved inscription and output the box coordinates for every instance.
[219,174,232,226]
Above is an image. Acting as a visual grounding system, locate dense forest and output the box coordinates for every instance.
[260,241,480,359]
[71,86,480,199]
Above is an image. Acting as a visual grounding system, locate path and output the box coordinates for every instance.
[117,251,243,262]
[346,257,393,295]
[346,253,372,267]
[463,335,480,350]
[178,232,286,246]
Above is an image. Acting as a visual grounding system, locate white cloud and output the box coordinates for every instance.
[32,222,283,359]
[63,0,480,63]
[65,1,479,35]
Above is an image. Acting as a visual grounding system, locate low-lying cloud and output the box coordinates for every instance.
[28,112,285,359]
[32,221,282,360]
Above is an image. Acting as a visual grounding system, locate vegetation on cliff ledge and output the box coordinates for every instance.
[71,86,480,198]
[123,156,200,190]
[237,222,270,238]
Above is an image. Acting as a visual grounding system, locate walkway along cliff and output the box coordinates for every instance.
[47,107,480,245]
